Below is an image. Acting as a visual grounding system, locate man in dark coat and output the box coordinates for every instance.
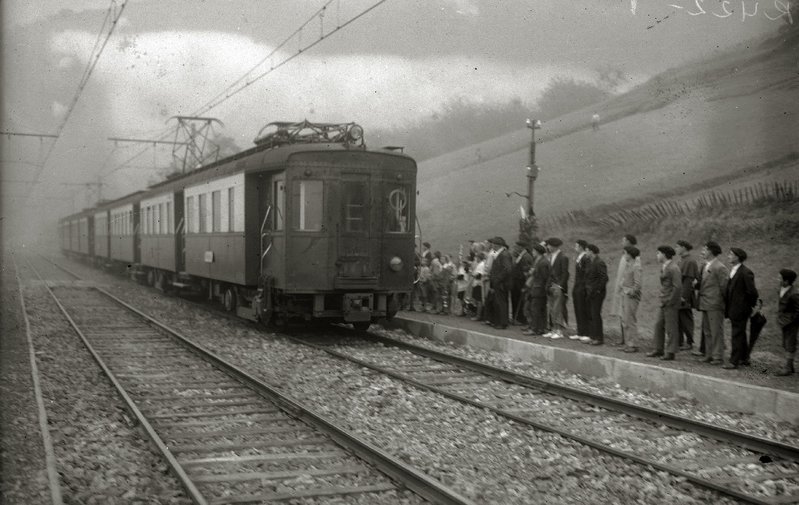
[523,243,550,335]
[723,247,758,369]
[676,240,699,351]
[545,237,570,339]
[776,269,799,376]
[570,239,591,339]
[488,236,513,329]
[648,246,682,360]
[511,241,534,325]
[583,244,609,345]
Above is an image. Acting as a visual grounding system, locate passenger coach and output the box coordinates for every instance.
[100,120,418,329]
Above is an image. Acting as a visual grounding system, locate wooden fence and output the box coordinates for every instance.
[539,179,799,231]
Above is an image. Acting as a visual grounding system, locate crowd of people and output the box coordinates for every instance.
[402,235,799,376]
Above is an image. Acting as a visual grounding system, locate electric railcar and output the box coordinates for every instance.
[59,121,417,329]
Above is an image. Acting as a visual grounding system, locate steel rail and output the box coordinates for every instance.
[25,257,209,505]
[12,254,64,505]
[291,334,796,505]
[367,333,799,462]
[37,255,476,505]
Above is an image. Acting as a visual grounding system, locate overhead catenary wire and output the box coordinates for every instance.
[24,0,129,200]
[99,0,391,183]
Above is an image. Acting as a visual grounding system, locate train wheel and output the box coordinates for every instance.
[223,287,237,312]
[155,271,166,292]
[352,321,371,332]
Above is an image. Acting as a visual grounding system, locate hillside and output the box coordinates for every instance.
[415,31,799,252]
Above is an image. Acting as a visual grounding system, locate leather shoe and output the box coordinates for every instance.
[741,360,751,366]
[623,347,638,353]
[589,339,603,345]
[710,359,724,365]
[691,350,704,356]
[646,351,664,358]
[700,356,713,363]
[679,344,692,351]
[660,353,675,361]
[494,325,507,330]
[722,363,738,369]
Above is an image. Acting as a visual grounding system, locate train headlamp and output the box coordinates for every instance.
[348,124,364,141]
[389,256,403,272]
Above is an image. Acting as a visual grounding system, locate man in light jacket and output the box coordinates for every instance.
[648,245,682,361]
[697,241,728,365]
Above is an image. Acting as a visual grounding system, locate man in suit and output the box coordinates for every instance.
[776,269,799,376]
[648,245,682,360]
[570,239,591,340]
[723,247,758,369]
[488,236,513,329]
[583,244,609,345]
[523,243,550,336]
[511,241,534,325]
[675,240,699,351]
[544,237,570,339]
[620,245,642,353]
[697,241,728,365]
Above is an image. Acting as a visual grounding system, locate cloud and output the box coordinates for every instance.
[441,0,479,16]
[51,29,614,143]
[51,100,67,118]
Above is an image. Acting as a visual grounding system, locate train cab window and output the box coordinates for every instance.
[343,180,367,233]
[274,180,285,231]
[291,180,323,232]
[384,184,411,233]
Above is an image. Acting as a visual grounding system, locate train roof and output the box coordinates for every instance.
[61,121,415,221]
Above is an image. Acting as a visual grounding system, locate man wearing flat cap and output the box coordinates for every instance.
[488,237,513,329]
[545,237,570,339]
[511,241,533,326]
[724,247,758,369]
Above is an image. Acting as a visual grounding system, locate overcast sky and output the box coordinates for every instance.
[0,0,786,244]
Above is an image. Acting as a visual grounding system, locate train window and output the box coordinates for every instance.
[343,180,367,233]
[166,201,172,233]
[227,187,235,232]
[274,180,285,231]
[291,180,323,232]
[186,196,194,233]
[384,184,411,233]
[159,203,164,234]
[212,190,221,232]
[199,194,207,233]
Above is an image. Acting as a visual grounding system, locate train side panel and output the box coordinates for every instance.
[140,193,176,272]
[110,204,137,264]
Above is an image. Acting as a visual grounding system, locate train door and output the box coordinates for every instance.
[257,172,285,287]
[336,173,375,286]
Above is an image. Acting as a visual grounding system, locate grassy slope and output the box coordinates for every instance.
[415,31,799,252]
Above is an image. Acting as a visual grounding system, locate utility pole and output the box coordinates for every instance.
[525,118,542,216]
[169,116,223,173]
[517,118,542,246]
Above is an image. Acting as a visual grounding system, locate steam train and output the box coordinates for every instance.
[59,121,417,330]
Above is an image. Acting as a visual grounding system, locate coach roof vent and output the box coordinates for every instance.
[253,120,366,149]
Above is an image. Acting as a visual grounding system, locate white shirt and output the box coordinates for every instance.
[577,252,586,264]
[780,286,790,298]
[550,249,560,266]
[729,263,740,279]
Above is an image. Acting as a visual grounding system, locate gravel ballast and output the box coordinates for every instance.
[51,259,777,504]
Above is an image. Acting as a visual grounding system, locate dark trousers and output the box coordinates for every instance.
[492,286,509,327]
[528,296,548,333]
[729,318,749,365]
[654,305,680,355]
[678,308,694,346]
[588,290,605,342]
[573,286,590,336]
[510,283,526,324]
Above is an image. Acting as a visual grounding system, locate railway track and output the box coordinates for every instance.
[292,333,799,505]
[21,254,474,505]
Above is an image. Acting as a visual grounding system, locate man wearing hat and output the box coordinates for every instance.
[545,237,570,339]
[584,244,609,345]
[724,247,759,369]
[697,241,728,365]
[776,269,799,376]
[488,237,513,329]
[523,243,550,335]
[511,241,534,326]
[675,240,699,351]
